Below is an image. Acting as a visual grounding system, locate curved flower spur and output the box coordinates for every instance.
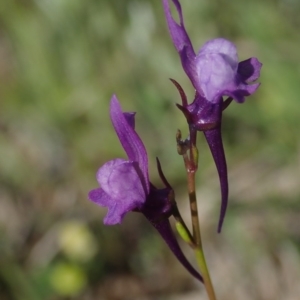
[163,0,262,232]
[88,95,203,282]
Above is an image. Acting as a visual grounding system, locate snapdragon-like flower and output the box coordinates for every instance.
[89,95,202,282]
[163,0,262,232]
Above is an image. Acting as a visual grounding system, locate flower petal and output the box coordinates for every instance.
[204,128,228,232]
[88,188,112,207]
[124,112,136,129]
[88,188,126,225]
[196,39,238,103]
[103,202,125,225]
[110,95,149,194]
[97,158,146,209]
[238,57,262,82]
[198,38,238,63]
[222,82,261,103]
[162,0,203,94]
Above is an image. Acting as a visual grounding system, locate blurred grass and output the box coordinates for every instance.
[0,0,300,299]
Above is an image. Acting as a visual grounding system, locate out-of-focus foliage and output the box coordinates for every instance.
[0,0,299,299]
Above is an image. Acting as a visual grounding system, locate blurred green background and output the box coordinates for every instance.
[0,0,300,299]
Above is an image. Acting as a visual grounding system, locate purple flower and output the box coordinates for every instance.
[89,95,203,282]
[163,0,262,232]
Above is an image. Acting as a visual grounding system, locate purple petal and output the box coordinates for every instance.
[162,0,203,95]
[110,95,149,194]
[145,216,203,282]
[238,57,262,82]
[97,158,146,208]
[88,188,127,225]
[204,128,228,233]
[198,38,238,60]
[124,112,136,129]
[103,202,125,225]
[88,188,112,207]
[196,39,239,103]
[222,82,261,103]
[90,158,147,226]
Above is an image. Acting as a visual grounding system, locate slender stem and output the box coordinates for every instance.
[187,171,217,300]
[187,127,201,245]
[186,127,217,300]
[175,126,217,299]
[195,247,216,300]
[187,172,202,247]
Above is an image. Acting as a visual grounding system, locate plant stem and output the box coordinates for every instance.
[187,171,201,246]
[176,127,217,299]
[185,127,217,300]
[187,171,216,300]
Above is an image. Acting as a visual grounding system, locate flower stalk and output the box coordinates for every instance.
[177,129,217,300]
[187,172,217,300]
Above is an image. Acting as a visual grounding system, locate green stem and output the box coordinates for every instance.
[195,247,216,300]
[186,128,217,300]
[176,127,217,299]
[187,171,217,300]
[187,172,201,246]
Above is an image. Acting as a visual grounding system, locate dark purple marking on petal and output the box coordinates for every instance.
[238,57,262,83]
[162,0,203,95]
[204,128,228,233]
[110,95,149,194]
[145,216,203,282]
